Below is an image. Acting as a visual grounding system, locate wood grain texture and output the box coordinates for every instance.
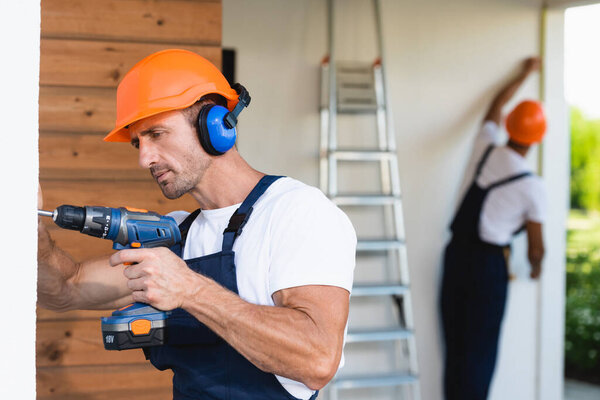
[37,364,172,397]
[42,0,221,45]
[40,39,221,87]
[39,132,144,180]
[37,319,148,367]
[38,387,173,400]
[39,86,116,133]
[38,307,108,322]
[40,180,198,212]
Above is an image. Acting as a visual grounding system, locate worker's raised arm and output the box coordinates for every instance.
[484,57,541,125]
[525,220,545,279]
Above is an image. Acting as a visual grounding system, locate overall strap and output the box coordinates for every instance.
[474,144,495,179]
[486,171,532,190]
[222,175,284,251]
[173,208,202,257]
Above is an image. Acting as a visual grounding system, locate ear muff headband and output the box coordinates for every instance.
[198,83,251,156]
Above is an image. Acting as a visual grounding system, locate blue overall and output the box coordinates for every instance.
[147,175,318,400]
[440,145,531,400]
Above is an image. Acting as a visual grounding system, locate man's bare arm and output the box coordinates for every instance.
[484,57,540,125]
[526,221,545,279]
[111,248,349,390]
[38,222,133,311]
[199,284,348,390]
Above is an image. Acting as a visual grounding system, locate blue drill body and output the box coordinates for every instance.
[40,205,182,350]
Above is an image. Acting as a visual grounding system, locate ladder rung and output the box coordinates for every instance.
[330,150,396,161]
[319,105,378,114]
[356,239,405,251]
[352,284,409,297]
[337,64,373,74]
[332,195,399,206]
[331,373,418,389]
[346,327,413,343]
[337,104,378,114]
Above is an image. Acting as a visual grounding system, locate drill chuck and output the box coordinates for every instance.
[53,205,87,231]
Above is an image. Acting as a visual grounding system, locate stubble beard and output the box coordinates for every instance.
[154,154,211,200]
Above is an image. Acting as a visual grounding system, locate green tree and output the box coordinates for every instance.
[570,107,600,211]
[566,108,600,383]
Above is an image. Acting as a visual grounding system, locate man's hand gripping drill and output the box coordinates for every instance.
[38,204,182,350]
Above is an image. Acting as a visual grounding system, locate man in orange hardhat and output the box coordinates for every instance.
[38,49,356,400]
[440,57,547,400]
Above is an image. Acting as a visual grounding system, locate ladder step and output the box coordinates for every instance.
[332,195,399,206]
[346,327,413,343]
[337,104,378,114]
[356,239,405,251]
[330,150,396,161]
[352,284,409,297]
[331,373,418,389]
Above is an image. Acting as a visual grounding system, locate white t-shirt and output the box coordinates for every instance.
[465,121,547,245]
[169,177,357,399]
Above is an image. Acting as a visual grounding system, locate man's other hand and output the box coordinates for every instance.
[110,247,199,311]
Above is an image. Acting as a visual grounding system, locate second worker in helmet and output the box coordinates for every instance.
[440,57,547,400]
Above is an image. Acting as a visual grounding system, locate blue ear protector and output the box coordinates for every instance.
[198,83,251,156]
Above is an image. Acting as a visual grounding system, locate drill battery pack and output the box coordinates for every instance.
[101,303,169,350]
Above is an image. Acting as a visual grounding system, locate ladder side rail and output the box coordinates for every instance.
[327,0,337,162]
[320,62,330,194]
[374,63,393,197]
[373,0,397,153]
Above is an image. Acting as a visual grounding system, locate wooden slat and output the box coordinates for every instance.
[42,0,221,45]
[40,39,221,87]
[40,180,198,213]
[39,86,115,133]
[37,364,172,397]
[39,132,145,180]
[37,320,148,367]
[40,167,151,182]
[38,307,108,322]
[38,387,173,400]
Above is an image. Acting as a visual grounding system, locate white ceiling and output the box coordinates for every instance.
[544,0,599,8]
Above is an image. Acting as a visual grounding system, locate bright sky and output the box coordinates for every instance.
[565,3,600,119]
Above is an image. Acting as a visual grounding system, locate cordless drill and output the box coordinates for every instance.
[38,205,182,351]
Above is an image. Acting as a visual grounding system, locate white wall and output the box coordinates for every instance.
[223,1,566,399]
[539,7,569,399]
[0,0,40,399]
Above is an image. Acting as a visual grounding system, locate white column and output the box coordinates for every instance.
[0,1,40,399]
[538,7,568,400]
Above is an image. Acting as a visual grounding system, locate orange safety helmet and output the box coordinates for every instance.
[104,49,240,142]
[505,100,547,146]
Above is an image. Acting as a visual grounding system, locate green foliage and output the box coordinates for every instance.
[565,211,600,382]
[570,108,600,211]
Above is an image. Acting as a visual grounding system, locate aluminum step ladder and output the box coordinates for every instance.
[320,1,420,399]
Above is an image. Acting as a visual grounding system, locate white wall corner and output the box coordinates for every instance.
[539,7,568,400]
[0,0,40,399]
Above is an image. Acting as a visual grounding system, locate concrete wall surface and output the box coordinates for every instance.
[223,1,566,399]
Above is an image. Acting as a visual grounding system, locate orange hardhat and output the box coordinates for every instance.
[505,100,547,146]
[104,49,240,142]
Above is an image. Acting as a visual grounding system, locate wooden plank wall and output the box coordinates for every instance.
[38,1,221,398]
